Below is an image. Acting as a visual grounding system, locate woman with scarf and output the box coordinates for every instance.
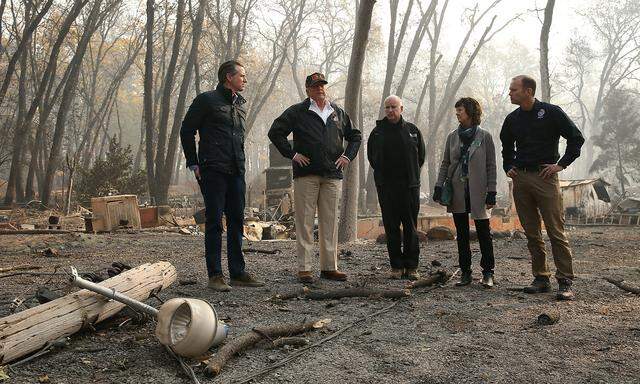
[433,97,497,287]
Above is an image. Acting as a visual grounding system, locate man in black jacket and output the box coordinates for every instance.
[180,60,263,291]
[500,75,584,301]
[368,95,426,280]
[268,73,362,283]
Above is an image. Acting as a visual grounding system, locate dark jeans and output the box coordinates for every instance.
[198,168,246,278]
[377,184,420,269]
[452,213,494,274]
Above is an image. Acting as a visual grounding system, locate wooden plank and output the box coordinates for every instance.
[0,261,177,364]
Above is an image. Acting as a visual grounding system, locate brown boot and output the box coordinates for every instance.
[523,276,551,294]
[298,271,314,284]
[230,272,264,287]
[556,278,575,301]
[320,270,347,281]
[207,275,231,292]
[389,268,403,279]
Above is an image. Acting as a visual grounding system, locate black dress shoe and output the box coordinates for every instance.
[455,271,472,286]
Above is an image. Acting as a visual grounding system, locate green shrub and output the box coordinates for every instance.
[76,137,147,204]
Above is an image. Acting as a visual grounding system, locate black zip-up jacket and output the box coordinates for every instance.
[180,83,247,174]
[500,99,584,173]
[268,99,362,179]
[368,117,426,187]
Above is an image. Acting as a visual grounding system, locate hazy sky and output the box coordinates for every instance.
[373,0,595,68]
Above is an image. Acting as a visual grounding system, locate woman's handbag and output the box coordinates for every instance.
[439,162,459,206]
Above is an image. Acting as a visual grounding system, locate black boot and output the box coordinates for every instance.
[455,271,472,286]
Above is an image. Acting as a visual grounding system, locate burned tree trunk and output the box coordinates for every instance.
[539,0,555,102]
[156,0,205,204]
[0,0,54,108]
[377,0,413,118]
[143,0,157,200]
[338,0,375,243]
[152,0,186,204]
[40,0,105,206]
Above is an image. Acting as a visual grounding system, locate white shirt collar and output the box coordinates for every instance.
[308,98,334,124]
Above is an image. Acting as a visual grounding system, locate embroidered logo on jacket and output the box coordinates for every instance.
[537,109,545,119]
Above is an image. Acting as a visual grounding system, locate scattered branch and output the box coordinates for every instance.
[271,287,410,301]
[234,302,398,384]
[242,248,281,255]
[0,265,41,273]
[405,269,453,289]
[604,277,640,294]
[205,318,331,377]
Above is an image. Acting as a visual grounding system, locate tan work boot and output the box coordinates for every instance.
[556,278,575,301]
[389,268,403,280]
[320,270,347,281]
[481,272,495,288]
[523,276,551,294]
[298,271,314,284]
[208,275,231,291]
[405,268,420,281]
[230,272,264,287]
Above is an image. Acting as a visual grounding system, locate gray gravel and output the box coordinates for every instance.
[0,226,639,384]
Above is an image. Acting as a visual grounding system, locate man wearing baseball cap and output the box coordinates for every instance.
[268,73,362,283]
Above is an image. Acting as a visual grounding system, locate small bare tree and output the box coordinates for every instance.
[419,0,519,190]
[539,0,555,102]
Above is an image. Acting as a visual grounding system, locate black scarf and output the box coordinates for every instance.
[457,125,477,179]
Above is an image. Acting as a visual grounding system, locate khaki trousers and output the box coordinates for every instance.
[293,175,342,272]
[512,171,574,280]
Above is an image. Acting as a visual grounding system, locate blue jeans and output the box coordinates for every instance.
[198,169,246,278]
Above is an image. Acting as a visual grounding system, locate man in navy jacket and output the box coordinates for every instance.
[181,60,263,291]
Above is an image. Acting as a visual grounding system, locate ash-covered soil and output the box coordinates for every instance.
[1,226,639,384]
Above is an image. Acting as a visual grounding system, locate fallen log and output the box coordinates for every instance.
[205,318,330,377]
[242,248,281,254]
[0,265,41,274]
[271,287,410,301]
[272,337,309,348]
[270,288,309,301]
[604,277,640,295]
[0,261,177,365]
[405,269,453,289]
[306,287,409,300]
[0,229,72,235]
